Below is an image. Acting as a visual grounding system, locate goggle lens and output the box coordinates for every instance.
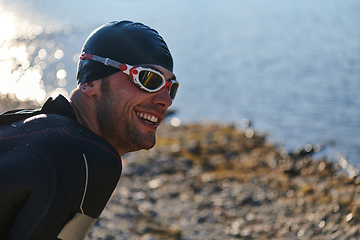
[139,71,164,90]
[138,69,178,100]
[169,81,179,100]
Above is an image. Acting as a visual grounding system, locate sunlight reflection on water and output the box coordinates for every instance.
[0,1,88,103]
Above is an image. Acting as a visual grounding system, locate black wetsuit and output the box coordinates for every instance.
[0,95,122,240]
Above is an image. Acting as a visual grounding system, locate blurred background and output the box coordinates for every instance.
[0,0,359,168]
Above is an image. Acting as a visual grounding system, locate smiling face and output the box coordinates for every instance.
[95,64,176,155]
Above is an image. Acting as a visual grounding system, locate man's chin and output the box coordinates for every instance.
[133,135,156,151]
[143,138,156,150]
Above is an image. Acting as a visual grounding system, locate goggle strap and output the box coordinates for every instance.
[80,53,122,69]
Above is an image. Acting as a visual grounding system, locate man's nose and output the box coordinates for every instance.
[152,87,173,108]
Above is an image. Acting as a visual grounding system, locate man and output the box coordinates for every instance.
[0,20,178,240]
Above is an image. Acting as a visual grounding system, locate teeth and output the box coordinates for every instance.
[136,112,158,123]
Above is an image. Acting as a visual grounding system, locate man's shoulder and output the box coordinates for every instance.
[26,114,119,156]
[0,112,120,163]
[0,95,121,162]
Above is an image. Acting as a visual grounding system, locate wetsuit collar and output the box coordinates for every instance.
[41,95,77,121]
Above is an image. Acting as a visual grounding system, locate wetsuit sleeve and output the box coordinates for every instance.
[0,147,57,240]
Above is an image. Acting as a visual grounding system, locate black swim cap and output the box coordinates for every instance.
[77,20,173,85]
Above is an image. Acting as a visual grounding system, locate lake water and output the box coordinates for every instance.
[1,0,360,169]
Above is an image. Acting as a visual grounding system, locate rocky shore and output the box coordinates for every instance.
[85,123,360,240]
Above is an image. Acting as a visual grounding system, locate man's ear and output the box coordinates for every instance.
[80,80,101,98]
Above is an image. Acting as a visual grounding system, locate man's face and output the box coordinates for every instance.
[96,64,176,155]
